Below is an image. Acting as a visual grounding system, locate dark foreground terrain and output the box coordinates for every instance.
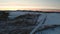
[0,10,60,34]
[0,11,41,34]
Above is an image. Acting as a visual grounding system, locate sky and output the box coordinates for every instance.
[0,0,60,10]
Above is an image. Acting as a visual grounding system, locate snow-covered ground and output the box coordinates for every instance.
[8,12,60,25]
[35,26,60,34]
[6,12,60,34]
[44,13,60,25]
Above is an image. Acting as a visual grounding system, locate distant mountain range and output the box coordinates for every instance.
[0,9,60,12]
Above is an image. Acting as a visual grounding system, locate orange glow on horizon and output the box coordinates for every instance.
[0,7,59,11]
[0,8,40,10]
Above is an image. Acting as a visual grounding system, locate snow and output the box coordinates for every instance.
[8,12,60,25]
[7,12,60,34]
[35,26,60,34]
[8,12,39,19]
[44,13,60,25]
